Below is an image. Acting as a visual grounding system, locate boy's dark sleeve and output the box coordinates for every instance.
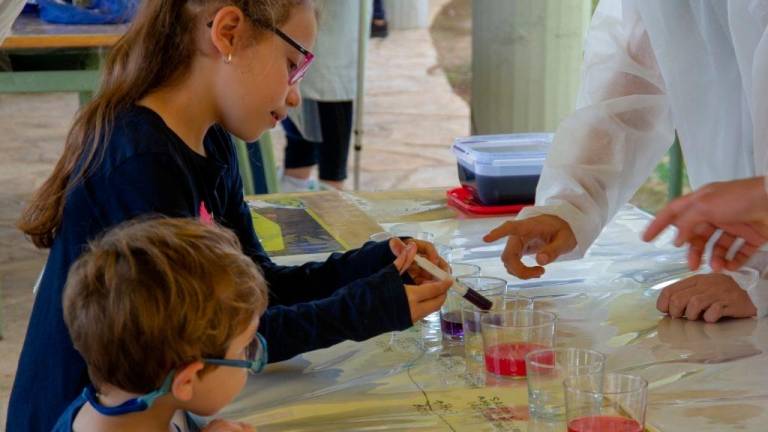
[221,147,403,305]
[231,199,404,305]
[218,138,414,361]
[258,264,414,362]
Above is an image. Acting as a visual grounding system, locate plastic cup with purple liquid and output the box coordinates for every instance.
[439,275,506,343]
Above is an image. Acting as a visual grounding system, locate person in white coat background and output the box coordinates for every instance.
[484,0,768,323]
[0,0,24,43]
[280,0,369,191]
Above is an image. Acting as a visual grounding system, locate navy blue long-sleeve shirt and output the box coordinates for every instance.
[7,106,413,432]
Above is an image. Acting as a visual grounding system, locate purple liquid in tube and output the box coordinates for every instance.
[463,287,493,310]
[440,311,464,338]
[411,256,493,311]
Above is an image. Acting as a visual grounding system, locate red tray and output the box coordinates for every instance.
[447,186,531,215]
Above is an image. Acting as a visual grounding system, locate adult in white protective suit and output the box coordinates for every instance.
[484,0,768,323]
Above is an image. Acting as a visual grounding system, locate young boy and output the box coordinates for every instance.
[53,218,267,431]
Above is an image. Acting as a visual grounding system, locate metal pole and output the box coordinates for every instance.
[471,0,591,134]
[353,0,370,191]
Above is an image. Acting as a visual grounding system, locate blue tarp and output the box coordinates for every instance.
[37,0,137,25]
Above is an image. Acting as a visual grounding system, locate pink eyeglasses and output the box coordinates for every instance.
[206,21,314,85]
[272,27,314,85]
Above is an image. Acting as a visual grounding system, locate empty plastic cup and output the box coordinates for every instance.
[526,348,606,420]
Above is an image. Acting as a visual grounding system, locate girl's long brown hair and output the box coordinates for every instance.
[18,0,301,248]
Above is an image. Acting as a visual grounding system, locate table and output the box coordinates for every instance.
[0,14,126,105]
[225,189,767,431]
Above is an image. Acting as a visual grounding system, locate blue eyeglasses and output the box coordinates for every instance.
[203,332,268,375]
[84,333,268,416]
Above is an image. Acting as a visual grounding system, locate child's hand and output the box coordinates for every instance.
[391,238,418,274]
[656,274,757,323]
[389,237,450,282]
[390,237,453,322]
[201,419,256,432]
[405,278,453,322]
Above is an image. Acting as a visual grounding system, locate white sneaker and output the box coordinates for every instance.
[317,181,341,191]
[279,175,319,192]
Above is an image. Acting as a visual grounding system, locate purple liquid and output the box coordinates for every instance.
[440,311,464,338]
[464,316,480,333]
[464,288,493,310]
[457,163,540,205]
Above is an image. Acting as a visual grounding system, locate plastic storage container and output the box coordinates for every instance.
[452,133,552,205]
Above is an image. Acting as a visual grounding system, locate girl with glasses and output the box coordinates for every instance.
[11,1,451,430]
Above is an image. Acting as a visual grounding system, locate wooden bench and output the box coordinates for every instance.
[0,14,126,105]
[0,14,277,196]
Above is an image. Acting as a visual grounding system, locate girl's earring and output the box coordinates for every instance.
[225,53,233,64]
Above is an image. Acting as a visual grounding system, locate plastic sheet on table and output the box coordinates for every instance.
[220,206,766,431]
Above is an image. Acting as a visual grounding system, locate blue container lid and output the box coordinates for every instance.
[452,133,552,176]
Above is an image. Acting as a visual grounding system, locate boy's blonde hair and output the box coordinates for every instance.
[63,218,268,393]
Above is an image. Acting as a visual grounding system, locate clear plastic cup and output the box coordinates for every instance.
[527,417,564,432]
[388,226,436,242]
[462,294,532,363]
[526,348,606,420]
[371,230,440,347]
[421,262,480,350]
[369,231,394,242]
[502,292,535,311]
[441,275,504,343]
[369,230,436,242]
[564,373,647,432]
[481,310,556,379]
[434,242,456,263]
[450,263,482,279]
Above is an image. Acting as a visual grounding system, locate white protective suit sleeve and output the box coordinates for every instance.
[516,0,768,317]
[515,0,676,259]
[726,252,768,319]
[0,0,24,43]
[722,5,768,319]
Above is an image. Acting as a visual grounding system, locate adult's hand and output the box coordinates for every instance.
[656,274,757,323]
[643,177,768,271]
[674,222,767,271]
[483,215,577,279]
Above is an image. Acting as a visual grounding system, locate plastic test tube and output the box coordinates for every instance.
[413,255,493,310]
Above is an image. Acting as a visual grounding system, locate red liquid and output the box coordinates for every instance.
[567,416,643,432]
[484,342,548,377]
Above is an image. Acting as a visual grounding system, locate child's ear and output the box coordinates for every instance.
[171,361,205,402]
[209,6,248,58]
